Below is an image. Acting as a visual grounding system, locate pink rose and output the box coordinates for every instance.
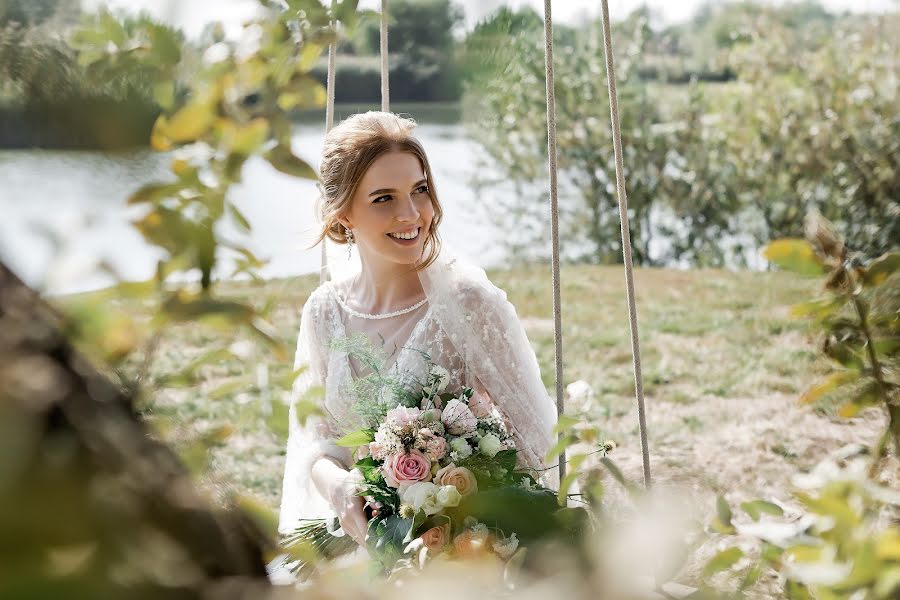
[386,406,421,428]
[441,399,477,435]
[434,463,478,496]
[416,429,448,461]
[382,449,432,489]
[467,391,493,418]
[419,524,450,552]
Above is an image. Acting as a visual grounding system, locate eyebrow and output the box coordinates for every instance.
[368,178,428,197]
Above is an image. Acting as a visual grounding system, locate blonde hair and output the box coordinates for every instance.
[313,111,443,271]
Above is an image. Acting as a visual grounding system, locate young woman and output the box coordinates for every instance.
[278,112,558,548]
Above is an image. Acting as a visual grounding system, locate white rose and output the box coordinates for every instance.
[441,399,477,436]
[400,482,443,516]
[449,436,473,459]
[436,485,462,508]
[478,433,502,458]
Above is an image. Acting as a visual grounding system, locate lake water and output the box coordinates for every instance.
[0,103,764,295]
[0,104,508,294]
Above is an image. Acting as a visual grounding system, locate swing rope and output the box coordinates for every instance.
[598,0,652,488]
[319,2,338,285]
[541,0,566,484]
[318,0,390,283]
[380,0,390,111]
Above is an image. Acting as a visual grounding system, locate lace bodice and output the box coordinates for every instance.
[278,252,558,534]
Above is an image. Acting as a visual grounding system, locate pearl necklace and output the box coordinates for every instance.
[331,285,428,320]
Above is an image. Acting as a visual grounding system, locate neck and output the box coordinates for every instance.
[351,250,425,314]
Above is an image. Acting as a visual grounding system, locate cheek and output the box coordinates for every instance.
[421,199,436,223]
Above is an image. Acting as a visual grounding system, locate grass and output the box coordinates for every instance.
[62,264,886,533]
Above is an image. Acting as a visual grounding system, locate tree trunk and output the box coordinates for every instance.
[0,261,272,599]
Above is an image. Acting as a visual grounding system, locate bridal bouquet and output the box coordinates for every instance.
[281,336,586,578]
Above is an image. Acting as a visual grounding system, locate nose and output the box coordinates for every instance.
[395,193,420,223]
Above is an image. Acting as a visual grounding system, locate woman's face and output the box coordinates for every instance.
[339,151,435,266]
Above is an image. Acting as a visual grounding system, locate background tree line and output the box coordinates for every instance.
[1,0,896,265]
[464,2,898,266]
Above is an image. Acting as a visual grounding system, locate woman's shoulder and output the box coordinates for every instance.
[300,280,339,321]
[444,259,508,307]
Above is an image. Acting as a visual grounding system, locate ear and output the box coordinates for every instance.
[336,214,354,230]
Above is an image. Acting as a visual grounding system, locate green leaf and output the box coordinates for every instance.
[228,205,253,233]
[161,101,217,143]
[790,296,846,321]
[599,457,639,496]
[838,380,884,417]
[127,182,179,205]
[228,118,271,156]
[402,509,427,545]
[823,339,865,371]
[740,500,784,522]
[268,399,290,441]
[367,514,411,571]
[153,81,176,111]
[494,449,517,473]
[544,433,575,463]
[293,395,323,427]
[208,377,249,400]
[763,239,826,276]
[277,76,327,111]
[861,251,900,287]
[703,547,744,578]
[873,337,900,357]
[557,453,587,506]
[711,495,736,534]
[266,144,317,179]
[717,495,733,527]
[336,429,375,447]
[799,371,860,405]
[553,414,580,433]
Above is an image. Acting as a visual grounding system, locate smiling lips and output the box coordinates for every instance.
[387,226,421,240]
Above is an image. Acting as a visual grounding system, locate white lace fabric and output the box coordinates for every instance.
[278,249,559,534]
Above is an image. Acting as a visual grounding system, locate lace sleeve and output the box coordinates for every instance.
[278,290,353,534]
[419,252,559,489]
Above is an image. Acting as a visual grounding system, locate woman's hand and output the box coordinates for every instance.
[323,468,369,547]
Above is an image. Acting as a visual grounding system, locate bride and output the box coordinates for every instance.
[278,111,558,549]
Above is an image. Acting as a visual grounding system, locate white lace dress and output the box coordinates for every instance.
[278,250,558,535]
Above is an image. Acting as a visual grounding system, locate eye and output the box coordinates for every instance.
[414,185,429,195]
[373,195,392,204]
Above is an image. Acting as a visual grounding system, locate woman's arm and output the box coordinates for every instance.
[456,282,559,487]
[279,291,366,542]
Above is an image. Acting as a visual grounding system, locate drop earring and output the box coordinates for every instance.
[345,226,354,258]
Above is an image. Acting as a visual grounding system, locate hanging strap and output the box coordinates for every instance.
[599,0,651,488]
[319,2,339,285]
[541,0,566,484]
[380,0,390,111]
